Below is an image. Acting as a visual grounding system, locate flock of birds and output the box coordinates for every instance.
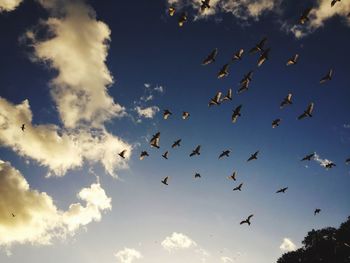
[17,0,349,226]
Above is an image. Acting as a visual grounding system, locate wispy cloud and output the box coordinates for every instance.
[280,238,297,252]
[114,248,143,263]
[135,106,160,119]
[314,152,334,168]
[161,232,197,251]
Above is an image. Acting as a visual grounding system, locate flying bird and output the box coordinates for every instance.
[150,132,160,148]
[298,103,314,120]
[232,48,244,61]
[299,8,312,24]
[301,153,315,161]
[331,0,341,7]
[280,93,293,108]
[240,214,253,225]
[182,111,190,120]
[320,69,333,84]
[219,150,230,159]
[286,54,299,66]
[118,150,127,159]
[314,208,321,215]
[162,151,169,159]
[194,173,201,178]
[276,187,288,193]
[233,183,243,191]
[247,151,259,162]
[222,88,232,101]
[209,92,222,107]
[257,48,270,67]
[140,151,149,160]
[178,12,187,27]
[346,158,350,165]
[200,0,211,12]
[21,124,25,131]
[168,6,175,16]
[231,105,242,123]
[202,48,218,65]
[190,145,201,157]
[161,176,169,185]
[240,71,253,85]
[249,37,267,54]
[228,171,237,181]
[163,109,172,119]
[172,139,182,148]
[217,64,229,79]
[272,118,281,128]
[11,213,15,218]
[325,162,336,169]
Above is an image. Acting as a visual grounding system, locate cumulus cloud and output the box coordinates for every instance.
[0,160,111,249]
[221,256,233,263]
[135,106,160,119]
[280,238,297,252]
[114,248,142,263]
[0,0,22,12]
[161,232,197,251]
[0,98,131,177]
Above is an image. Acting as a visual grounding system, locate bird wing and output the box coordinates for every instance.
[307,103,314,115]
[248,214,253,220]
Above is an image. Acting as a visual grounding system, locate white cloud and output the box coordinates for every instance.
[344,124,350,129]
[280,238,297,252]
[0,98,131,177]
[221,256,233,263]
[135,106,160,119]
[0,160,111,249]
[313,152,334,168]
[154,85,164,93]
[161,232,197,252]
[114,248,142,263]
[0,0,22,12]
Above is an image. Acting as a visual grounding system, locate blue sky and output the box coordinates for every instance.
[0,0,350,262]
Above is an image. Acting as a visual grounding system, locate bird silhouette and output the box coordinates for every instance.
[219,150,230,159]
[301,153,315,161]
[202,48,218,65]
[233,183,243,191]
[298,103,314,120]
[247,151,259,162]
[325,162,336,169]
[190,145,201,157]
[249,37,267,54]
[172,139,182,148]
[222,88,232,101]
[200,0,211,12]
[168,6,175,16]
[217,64,229,79]
[161,176,169,185]
[314,208,321,215]
[286,54,299,66]
[257,48,270,67]
[162,151,169,159]
[140,151,149,160]
[240,214,253,225]
[228,171,237,181]
[276,187,288,193]
[280,93,293,108]
[11,213,15,218]
[163,109,172,120]
[331,0,341,7]
[21,124,25,131]
[232,105,242,123]
[232,48,244,61]
[150,132,160,148]
[209,92,222,107]
[178,12,187,27]
[299,8,312,24]
[320,69,333,84]
[272,119,281,128]
[118,150,127,159]
[182,111,190,120]
[194,173,201,178]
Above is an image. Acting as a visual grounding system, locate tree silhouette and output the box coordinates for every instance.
[277,216,350,263]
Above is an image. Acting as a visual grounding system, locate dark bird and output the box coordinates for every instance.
[233,183,243,191]
[331,0,341,7]
[222,88,232,101]
[299,8,312,24]
[280,93,293,109]
[190,145,201,157]
[11,213,15,218]
[286,54,299,66]
[325,162,336,169]
[232,48,244,61]
[314,208,321,215]
[320,69,333,84]
[249,37,267,54]
[140,151,149,160]
[172,139,182,148]
[301,153,315,161]
[257,48,270,67]
[21,124,25,131]
[219,150,230,159]
[163,109,172,119]
[118,150,127,159]
[178,12,187,27]
[182,111,190,120]
[238,71,253,94]
[346,158,350,165]
[247,151,259,162]
[200,0,211,12]
[272,118,281,128]
[298,102,314,120]
[238,81,250,94]
[150,132,160,148]
[231,105,242,123]
[162,151,169,159]
[202,48,218,65]
[240,214,253,225]
[276,187,288,193]
[209,92,222,107]
[194,173,201,178]
[228,171,237,181]
[217,64,229,79]
[168,6,175,16]
[161,176,169,185]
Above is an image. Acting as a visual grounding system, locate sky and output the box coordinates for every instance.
[0,0,350,262]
